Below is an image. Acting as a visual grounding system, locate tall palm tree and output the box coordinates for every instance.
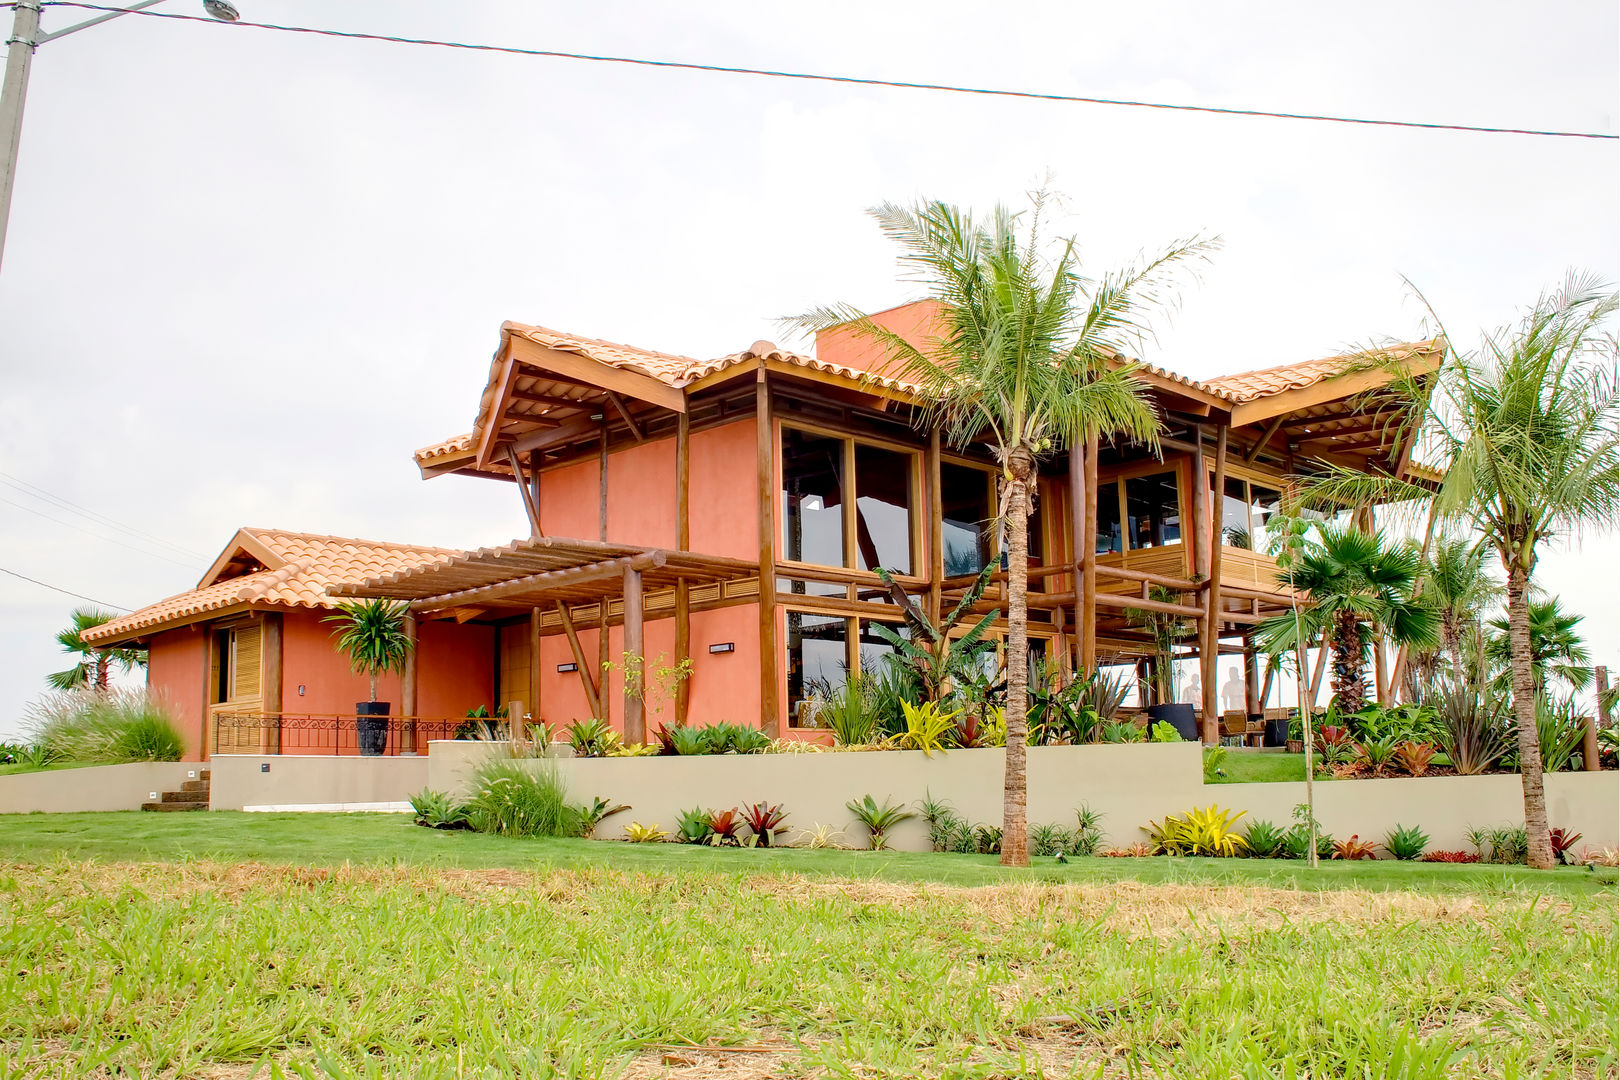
[47,607,142,692]
[1255,523,1437,711]
[1419,533,1500,681]
[1303,274,1618,869]
[1485,595,1591,694]
[793,196,1210,865]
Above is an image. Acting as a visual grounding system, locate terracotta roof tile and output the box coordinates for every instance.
[83,528,460,644]
[1204,340,1440,403]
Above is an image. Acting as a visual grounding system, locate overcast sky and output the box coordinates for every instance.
[1,1,1616,738]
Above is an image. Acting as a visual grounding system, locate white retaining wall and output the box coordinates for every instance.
[426,740,1620,853]
[0,761,198,814]
[208,754,428,811]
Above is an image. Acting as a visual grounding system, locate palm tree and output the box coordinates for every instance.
[793,196,1210,866]
[1485,595,1591,694]
[47,607,142,691]
[324,599,414,703]
[1418,534,1500,682]
[1302,274,1618,869]
[1254,523,1438,712]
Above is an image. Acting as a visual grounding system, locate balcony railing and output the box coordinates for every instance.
[210,713,471,756]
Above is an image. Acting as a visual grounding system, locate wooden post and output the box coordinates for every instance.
[675,410,692,727]
[1189,428,1209,579]
[400,612,417,754]
[927,424,943,624]
[756,372,780,736]
[598,424,610,711]
[1201,426,1228,744]
[1068,440,1085,670]
[505,445,543,538]
[557,603,603,720]
[1308,631,1330,708]
[1080,431,1099,673]
[1583,664,1609,771]
[262,613,283,755]
[1243,636,1260,714]
[1598,666,1614,726]
[623,565,645,743]
[528,607,541,737]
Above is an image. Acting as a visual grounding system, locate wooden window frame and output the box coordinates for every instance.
[778,419,923,582]
[782,604,909,730]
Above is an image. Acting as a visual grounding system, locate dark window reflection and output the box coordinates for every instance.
[854,444,913,574]
[1221,476,1250,547]
[782,429,845,567]
[1250,483,1282,551]
[940,463,993,575]
[787,611,849,724]
[858,619,907,674]
[1095,481,1122,554]
[1125,472,1182,550]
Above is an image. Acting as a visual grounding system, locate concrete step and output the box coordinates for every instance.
[199,770,211,782]
[181,779,209,793]
[141,801,206,812]
[160,789,208,804]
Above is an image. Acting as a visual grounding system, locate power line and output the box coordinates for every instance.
[35,1,1619,141]
[0,472,207,559]
[0,495,199,569]
[0,565,130,610]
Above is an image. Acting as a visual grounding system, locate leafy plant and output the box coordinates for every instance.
[1202,745,1228,781]
[1549,826,1584,865]
[47,606,144,691]
[740,802,789,847]
[703,808,747,846]
[464,760,578,838]
[675,806,713,844]
[1421,850,1481,863]
[1534,695,1587,772]
[1281,804,1333,860]
[1030,823,1068,857]
[898,700,959,755]
[566,718,619,758]
[698,721,771,755]
[1332,834,1379,861]
[1072,805,1104,857]
[1315,725,1355,766]
[1100,719,1143,744]
[1383,824,1430,861]
[972,824,1003,855]
[847,794,916,850]
[1482,825,1529,865]
[1125,586,1198,706]
[822,674,876,747]
[1145,804,1250,857]
[953,705,1006,748]
[1429,676,1511,775]
[1242,819,1286,859]
[1148,720,1181,743]
[668,725,708,756]
[623,821,668,843]
[1392,740,1436,777]
[1354,732,1402,775]
[792,823,846,849]
[323,599,414,703]
[408,788,469,830]
[871,563,999,705]
[575,796,631,838]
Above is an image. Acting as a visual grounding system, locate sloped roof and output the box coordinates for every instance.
[1204,341,1440,403]
[82,528,460,645]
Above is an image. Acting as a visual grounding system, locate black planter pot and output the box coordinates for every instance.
[1146,702,1199,743]
[1265,716,1290,748]
[356,701,391,756]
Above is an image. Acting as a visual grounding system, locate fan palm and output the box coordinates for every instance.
[47,607,142,692]
[792,194,1212,865]
[1254,523,1438,712]
[1300,273,1618,868]
[1485,595,1590,694]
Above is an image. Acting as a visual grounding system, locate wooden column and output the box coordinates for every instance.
[1584,665,1609,772]
[1080,431,1099,673]
[1068,440,1085,671]
[200,627,213,759]
[926,425,943,624]
[1243,636,1260,714]
[262,613,283,755]
[1200,426,1228,744]
[400,612,417,754]
[528,607,541,735]
[598,425,610,710]
[506,445,543,538]
[623,565,645,743]
[755,372,780,736]
[1189,428,1209,579]
[556,603,603,719]
[674,410,692,727]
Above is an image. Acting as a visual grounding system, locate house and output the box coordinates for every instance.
[84,301,1440,755]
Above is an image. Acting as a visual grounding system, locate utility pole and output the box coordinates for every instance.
[0,0,41,272]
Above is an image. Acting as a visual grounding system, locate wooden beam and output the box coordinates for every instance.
[1094,563,1204,591]
[509,387,595,410]
[499,409,561,427]
[1244,415,1287,463]
[927,425,943,624]
[509,335,687,413]
[409,553,663,611]
[505,445,544,538]
[509,413,604,455]
[1080,431,1099,672]
[1227,352,1440,427]
[623,565,645,743]
[1201,425,1228,744]
[529,607,541,733]
[756,372,780,737]
[1094,592,1204,617]
[605,391,645,442]
[556,603,603,720]
[529,450,543,529]
[675,411,691,727]
[474,346,518,468]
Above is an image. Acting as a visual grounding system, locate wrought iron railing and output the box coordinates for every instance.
[210,713,469,756]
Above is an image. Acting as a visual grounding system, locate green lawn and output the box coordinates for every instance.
[1206,750,1310,784]
[1,813,1614,1078]
[0,760,92,778]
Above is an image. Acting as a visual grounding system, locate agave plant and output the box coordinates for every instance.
[847,794,917,850]
[1383,824,1430,861]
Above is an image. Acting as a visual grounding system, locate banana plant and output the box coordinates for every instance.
[872,562,998,704]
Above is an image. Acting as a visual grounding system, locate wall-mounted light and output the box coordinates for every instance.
[558,662,579,673]
[297,685,306,696]
[708,642,735,654]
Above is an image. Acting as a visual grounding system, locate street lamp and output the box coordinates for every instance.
[0,1,241,272]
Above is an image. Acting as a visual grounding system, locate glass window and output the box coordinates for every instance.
[786,611,848,721]
[1220,476,1250,547]
[782,429,845,567]
[1095,481,1122,554]
[858,619,906,675]
[1249,483,1282,553]
[854,444,914,575]
[1124,472,1182,550]
[940,463,993,576]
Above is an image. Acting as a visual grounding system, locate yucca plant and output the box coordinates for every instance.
[1383,824,1430,861]
[847,794,917,850]
[323,599,413,705]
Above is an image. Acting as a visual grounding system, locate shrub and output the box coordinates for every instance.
[821,676,876,747]
[740,802,789,847]
[1392,741,1436,777]
[847,794,916,850]
[1072,805,1104,857]
[1353,733,1401,775]
[675,806,712,844]
[668,725,707,756]
[1332,835,1379,861]
[898,701,958,756]
[1145,805,1249,857]
[1242,819,1287,859]
[1482,825,1530,865]
[701,722,770,755]
[1100,720,1143,744]
[1280,804,1333,860]
[623,821,667,843]
[409,788,469,830]
[465,761,578,838]
[1430,678,1511,775]
[1549,826,1584,866]
[575,796,631,838]
[1383,824,1429,861]
[1030,823,1068,857]
[1421,850,1480,864]
[24,689,185,764]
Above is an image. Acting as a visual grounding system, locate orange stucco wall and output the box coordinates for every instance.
[145,625,208,760]
[815,299,944,381]
[689,418,759,561]
[279,608,493,721]
[415,619,496,719]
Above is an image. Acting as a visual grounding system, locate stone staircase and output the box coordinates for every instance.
[141,769,210,812]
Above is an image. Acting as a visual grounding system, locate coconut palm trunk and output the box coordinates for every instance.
[1000,452,1035,866]
[1505,565,1554,869]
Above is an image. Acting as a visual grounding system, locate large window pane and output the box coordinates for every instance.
[1095,481,1123,554]
[1249,483,1282,553]
[854,444,914,575]
[1125,472,1182,550]
[1220,476,1250,547]
[782,429,845,567]
[940,463,993,576]
[858,619,906,675]
[786,612,849,725]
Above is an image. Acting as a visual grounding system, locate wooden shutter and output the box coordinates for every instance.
[231,625,262,701]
